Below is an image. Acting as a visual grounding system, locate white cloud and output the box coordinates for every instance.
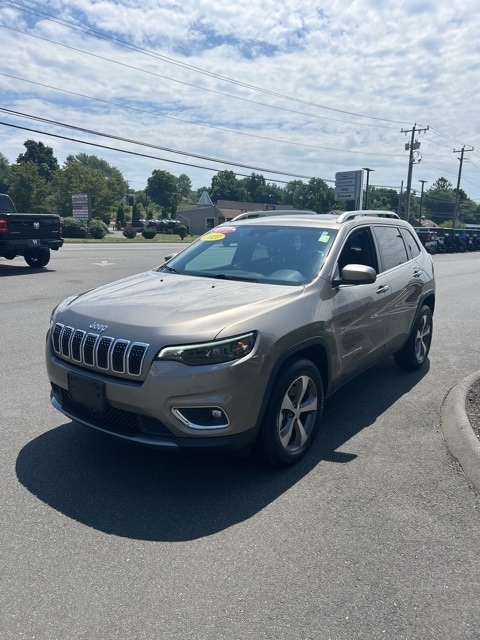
[0,0,479,202]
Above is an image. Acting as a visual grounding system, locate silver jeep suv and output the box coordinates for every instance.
[46,211,435,466]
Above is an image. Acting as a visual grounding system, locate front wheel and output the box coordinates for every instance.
[394,305,433,370]
[25,248,50,268]
[257,359,324,467]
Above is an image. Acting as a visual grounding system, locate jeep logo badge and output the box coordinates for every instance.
[33,222,40,229]
[89,321,109,333]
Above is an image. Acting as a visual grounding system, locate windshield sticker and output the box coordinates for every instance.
[319,232,331,243]
[202,232,225,241]
[218,227,236,234]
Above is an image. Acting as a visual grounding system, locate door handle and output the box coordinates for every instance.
[376,285,389,294]
[413,269,422,277]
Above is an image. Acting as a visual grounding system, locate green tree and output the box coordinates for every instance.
[176,174,193,200]
[65,154,127,204]
[303,178,335,213]
[131,202,141,226]
[423,177,456,224]
[17,140,59,182]
[7,163,51,212]
[242,173,266,201]
[146,170,179,215]
[0,152,10,192]
[52,162,115,222]
[210,170,243,201]
[283,180,306,208]
[364,186,399,212]
[116,204,125,228]
[255,182,285,204]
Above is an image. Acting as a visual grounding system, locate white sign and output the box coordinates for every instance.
[72,193,91,221]
[334,170,364,207]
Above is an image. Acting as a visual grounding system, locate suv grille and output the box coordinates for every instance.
[52,323,148,377]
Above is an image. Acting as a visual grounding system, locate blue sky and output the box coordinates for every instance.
[1,0,479,203]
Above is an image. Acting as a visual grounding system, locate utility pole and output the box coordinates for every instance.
[362,168,374,209]
[418,180,428,227]
[401,123,429,221]
[452,145,474,230]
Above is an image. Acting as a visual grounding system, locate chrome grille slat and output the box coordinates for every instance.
[51,323,149,377]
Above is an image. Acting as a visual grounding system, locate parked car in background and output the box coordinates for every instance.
[46,211,435,466]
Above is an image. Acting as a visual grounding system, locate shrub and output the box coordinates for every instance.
[142,228,157,239]
[123,227,137,239]
[177,225,188,240]
[88,219,109,239]
[62,216,87,238]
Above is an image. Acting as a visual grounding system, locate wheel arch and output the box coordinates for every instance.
[255,339,331,432]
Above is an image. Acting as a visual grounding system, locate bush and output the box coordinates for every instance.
[123,227,137,239]
[62,217,87,238]
[177,225,188,240]
[142,228,157,239]
[88,219,109,239]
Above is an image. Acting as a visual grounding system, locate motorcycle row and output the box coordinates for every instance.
[413,228,480,254]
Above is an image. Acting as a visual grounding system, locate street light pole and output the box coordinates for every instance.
[362,168,374,210]
[418,180,427,227]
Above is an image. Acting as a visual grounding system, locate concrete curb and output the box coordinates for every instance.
[442,371,480,493]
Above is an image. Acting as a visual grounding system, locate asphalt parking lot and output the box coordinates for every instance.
[2,245,480,640]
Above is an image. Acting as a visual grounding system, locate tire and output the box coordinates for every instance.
[394,305,433,371]
[257,359,324,467]
[25,248,50,268]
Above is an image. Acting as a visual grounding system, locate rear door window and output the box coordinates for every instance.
[400,228,422,259]
[373,225,410,272]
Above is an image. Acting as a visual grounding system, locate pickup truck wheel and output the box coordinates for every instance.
[25,248,50,268]
[257,359,323,467]
[394,305,433,370]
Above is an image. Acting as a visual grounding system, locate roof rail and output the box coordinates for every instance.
[336,210,400,223]
[232,209,315,220]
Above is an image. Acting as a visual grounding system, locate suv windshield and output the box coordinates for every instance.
[160,224,337,285]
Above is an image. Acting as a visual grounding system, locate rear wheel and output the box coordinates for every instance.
[257,359,323,466]
[394,305,433,370]
[25,248,50,268]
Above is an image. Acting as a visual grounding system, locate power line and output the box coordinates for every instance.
[0,73,402,158]
[0,116,327,182]
[0,0,409,127]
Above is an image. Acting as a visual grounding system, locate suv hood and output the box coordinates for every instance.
[54,270,304,341]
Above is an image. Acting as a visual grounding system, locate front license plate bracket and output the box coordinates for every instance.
[68,373,106,412]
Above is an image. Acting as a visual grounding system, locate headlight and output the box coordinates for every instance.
[157,332,257,366]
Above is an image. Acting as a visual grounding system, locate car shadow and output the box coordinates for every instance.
[0,263,56,277]
[16,357,429,541]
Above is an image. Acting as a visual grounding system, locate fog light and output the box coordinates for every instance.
[172,407,229,430]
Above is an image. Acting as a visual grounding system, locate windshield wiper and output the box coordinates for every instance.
[212,273,259,282]
[161,264,180,274]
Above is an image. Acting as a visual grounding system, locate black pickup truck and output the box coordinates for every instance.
[0,193,64,268]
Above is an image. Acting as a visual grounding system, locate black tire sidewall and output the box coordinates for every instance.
[25,248,50,268]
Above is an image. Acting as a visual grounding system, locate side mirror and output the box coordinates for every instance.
[164,252,178,261]
[335,264,377,286]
